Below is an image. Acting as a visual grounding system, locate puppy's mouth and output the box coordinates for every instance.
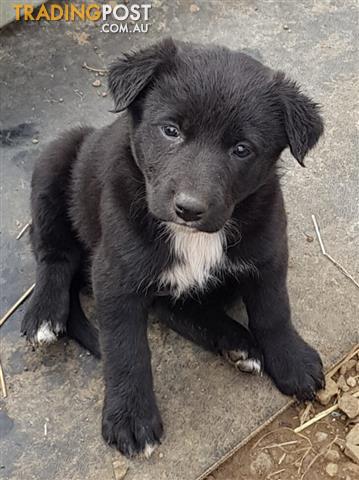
[162,219,225,234]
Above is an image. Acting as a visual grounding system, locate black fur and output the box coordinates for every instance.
[22,38,324,457]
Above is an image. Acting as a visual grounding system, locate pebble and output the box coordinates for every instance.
[325,449,340,462]
[317,377,338,405]
[58,98,64,103]
[102,91,108,97]
[112,459,128,480]
[315,431,328,442]
[249,452,273,477]
[344,443,359,464]
[346,359,357,371]
[326,463,338,477]
[92,79,101,87]
[347,376,356,387]
[32,138,39,144]
[337,375,350,392]
[190,4,200,13]
[339,393,359,419]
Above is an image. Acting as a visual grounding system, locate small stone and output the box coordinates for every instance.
[339,393,359,419]
[345,443,359,464]
[347,376,357,387]
[326,463,338,477]
[345,359,357,371]
[190,3,200,13]
[112,459,128,480]
[283,24,289,30]
[315,431,328,442]
[32,138,39,144]
[58,98,64,103]
[338,375,350,392]
[347,424,359,445]
[92,79,101,87]
[316,377,338,405]
[159,452,164,459]
[325,448,340,462]
[305,234,314,242]
[250,452,273,477]
[340,364,348,375]
[102,91,108,97]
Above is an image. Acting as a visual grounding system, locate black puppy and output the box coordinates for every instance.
[22,38,324,458]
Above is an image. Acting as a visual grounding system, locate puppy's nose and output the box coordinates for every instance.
[174,193,207,222]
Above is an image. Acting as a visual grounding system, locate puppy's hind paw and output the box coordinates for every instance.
[224,349,263,375]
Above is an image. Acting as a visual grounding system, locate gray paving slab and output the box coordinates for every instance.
[1,1,358,480]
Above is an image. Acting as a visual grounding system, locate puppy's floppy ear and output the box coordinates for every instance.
[277,73,324,166]
[108,37,177,112]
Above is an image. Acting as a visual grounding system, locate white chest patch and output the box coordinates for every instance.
[159,224,226,297]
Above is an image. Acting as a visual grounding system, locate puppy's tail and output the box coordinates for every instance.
[67,284,101,359]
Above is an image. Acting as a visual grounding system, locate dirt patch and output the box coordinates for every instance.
[210,346,359,480]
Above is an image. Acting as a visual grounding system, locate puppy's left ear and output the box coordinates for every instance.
[108,37,177,112]
[278,74,324,166]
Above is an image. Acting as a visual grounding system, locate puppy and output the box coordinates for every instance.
[22,38,324,458]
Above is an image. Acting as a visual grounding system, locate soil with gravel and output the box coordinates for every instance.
[209,346,359,480]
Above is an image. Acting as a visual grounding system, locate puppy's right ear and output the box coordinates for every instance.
[108,37,177,112]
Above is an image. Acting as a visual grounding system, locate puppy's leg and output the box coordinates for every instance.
[21,130,87,344]
[154,298,262,374]
[93,250,162,458]
[243,265,324,401]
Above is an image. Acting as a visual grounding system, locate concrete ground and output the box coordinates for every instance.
[0,1,358,479]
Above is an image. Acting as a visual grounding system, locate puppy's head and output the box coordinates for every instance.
[109,38,323,233]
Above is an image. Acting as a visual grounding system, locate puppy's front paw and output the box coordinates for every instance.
[102,402,163,458]
[264,334,324,401]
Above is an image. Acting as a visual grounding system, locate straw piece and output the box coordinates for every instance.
[0,283,35,327]
[16,222,31,240]
[0,359,7,397]
[82,62,108,74]
[327,343,359,378]
[294,391,359,433]
[311,214,359,289]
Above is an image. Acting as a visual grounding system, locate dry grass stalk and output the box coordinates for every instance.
[16,222,31,240]
[311,214,359,289]
[267,469,286,478]
[82,62,108,74]
[259,440,298,451]
[0,283,35,327]
[300,435,337,480]
[326,343,359,378]
[294,391,359,434]
[0,359,7,397]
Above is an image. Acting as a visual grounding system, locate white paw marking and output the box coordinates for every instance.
[235,358,262,375]
[225,350,262,375]
[35,323,57,344]
[143,442,157,459]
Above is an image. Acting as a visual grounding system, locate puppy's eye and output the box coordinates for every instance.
[233,143,252,158]
[161,125,180,138]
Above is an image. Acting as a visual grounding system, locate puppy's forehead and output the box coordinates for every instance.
[168,47,272,95]
[150,47,277,127]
